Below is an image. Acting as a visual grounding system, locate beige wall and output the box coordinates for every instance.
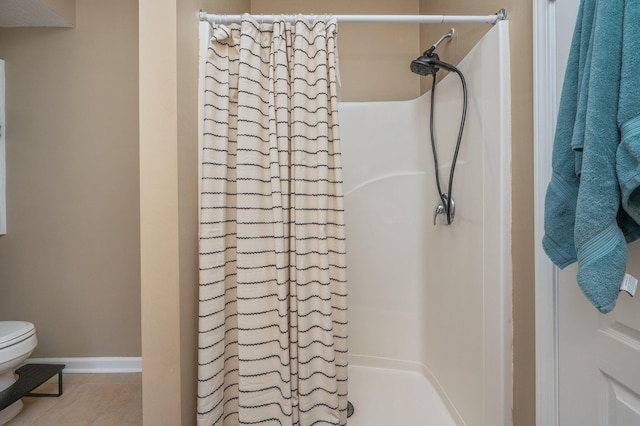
[140,1,251,424]
[0,0,140,358]
[419,1,535,425]
[139,0,181,423]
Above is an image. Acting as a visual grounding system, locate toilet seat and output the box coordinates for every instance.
[0,322,36,350]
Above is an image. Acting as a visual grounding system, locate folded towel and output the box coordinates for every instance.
[543,0,640,313]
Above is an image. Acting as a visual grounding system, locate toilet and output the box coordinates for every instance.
[0,321,37,425]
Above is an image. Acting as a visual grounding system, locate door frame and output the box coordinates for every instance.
[533,0,560,425]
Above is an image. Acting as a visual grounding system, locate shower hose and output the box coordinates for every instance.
[429,68,467,225]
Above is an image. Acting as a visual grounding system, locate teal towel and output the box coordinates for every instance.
[543,0,640,313]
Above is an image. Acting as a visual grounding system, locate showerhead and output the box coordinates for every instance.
[410,51,440,76]
[410,51,458,76]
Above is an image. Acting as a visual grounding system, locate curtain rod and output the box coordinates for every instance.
[199,9,507,25]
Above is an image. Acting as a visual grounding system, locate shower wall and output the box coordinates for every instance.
[0,0,140,358]
[339,22,511,426]
[418,1,535,423]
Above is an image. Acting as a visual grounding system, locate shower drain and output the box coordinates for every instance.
[347,401,354,418]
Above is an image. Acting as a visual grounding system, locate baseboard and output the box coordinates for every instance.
[25,357,142,373]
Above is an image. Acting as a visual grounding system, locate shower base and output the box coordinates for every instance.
[347,364,457,426]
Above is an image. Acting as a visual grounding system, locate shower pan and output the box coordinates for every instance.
[339,21,511,426]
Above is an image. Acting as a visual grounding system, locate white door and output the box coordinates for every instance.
[559,258,640,425]
[556,1,640,424]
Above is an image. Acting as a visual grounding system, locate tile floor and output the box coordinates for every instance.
[5,373,142,426]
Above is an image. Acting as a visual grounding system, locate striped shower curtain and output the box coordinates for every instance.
[197,15,348,426]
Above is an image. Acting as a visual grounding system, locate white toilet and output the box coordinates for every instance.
[0,321,37,425]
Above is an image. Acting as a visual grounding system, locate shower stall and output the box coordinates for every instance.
[338,21,511,425]
[197,16,511,426]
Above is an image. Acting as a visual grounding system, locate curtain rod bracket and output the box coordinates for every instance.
[495,8,507,23]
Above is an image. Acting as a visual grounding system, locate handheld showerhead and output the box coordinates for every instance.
[410,52,440,76]
[410,52,458,76]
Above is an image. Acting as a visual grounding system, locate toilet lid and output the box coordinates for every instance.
[0,321,35,349]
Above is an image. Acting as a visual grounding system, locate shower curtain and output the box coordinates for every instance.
[198,15,348,426]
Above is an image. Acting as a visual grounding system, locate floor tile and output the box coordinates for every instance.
[4,374,141,426]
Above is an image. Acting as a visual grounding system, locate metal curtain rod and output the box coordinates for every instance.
[199,9,507,25]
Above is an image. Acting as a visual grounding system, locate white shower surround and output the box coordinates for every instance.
[339,21,511,425]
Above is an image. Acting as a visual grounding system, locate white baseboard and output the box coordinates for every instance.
[26,357,142,373]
